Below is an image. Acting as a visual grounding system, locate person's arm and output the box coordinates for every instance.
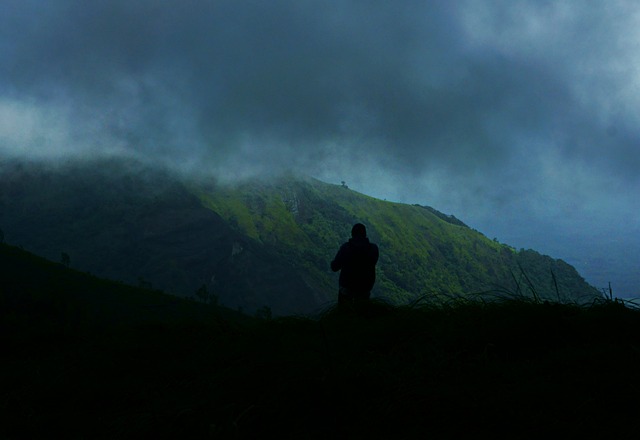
[371,244,379,265]
[331,244,346,272]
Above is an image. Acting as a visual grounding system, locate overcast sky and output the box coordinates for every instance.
[1,1,638,296]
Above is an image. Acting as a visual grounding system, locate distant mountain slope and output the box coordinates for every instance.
[193,174,600,307]
[0,159,601,314]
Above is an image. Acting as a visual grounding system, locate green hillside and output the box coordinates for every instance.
[193,174,600,307]
[2,242,639,438]
[0,159,600,314]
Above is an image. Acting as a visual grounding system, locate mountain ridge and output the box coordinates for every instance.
[0,158,601,314]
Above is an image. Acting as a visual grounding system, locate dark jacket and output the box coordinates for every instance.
[331,236,379,293]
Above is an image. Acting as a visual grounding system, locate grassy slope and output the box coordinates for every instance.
[0,159,600,313]
[3,243,638,439]
[193,175,600,305]
[0,161,328,315]
[0,162,350,314]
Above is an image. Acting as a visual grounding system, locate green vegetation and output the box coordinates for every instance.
[0,158,600,315]
[2,243,639,438]
[192,174,600,308]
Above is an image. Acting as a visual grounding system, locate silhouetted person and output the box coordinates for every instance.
[331,223,379,303]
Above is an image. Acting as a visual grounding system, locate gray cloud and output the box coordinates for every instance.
[1,2,633,171]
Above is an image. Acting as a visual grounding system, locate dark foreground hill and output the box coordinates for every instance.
[2,243,640,439]
[0,158,600,314]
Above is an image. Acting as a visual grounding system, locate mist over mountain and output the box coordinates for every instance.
[0,158,600,314]
[1,2,638,300]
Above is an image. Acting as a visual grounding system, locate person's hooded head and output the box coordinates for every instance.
[351,223,367,239]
